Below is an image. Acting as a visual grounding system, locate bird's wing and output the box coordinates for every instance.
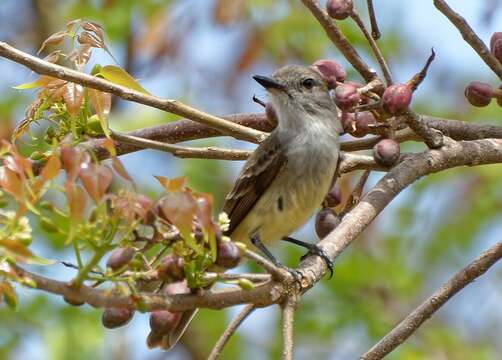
[223,134,287,235]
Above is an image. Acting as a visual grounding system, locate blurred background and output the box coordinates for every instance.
[1,1,502,359]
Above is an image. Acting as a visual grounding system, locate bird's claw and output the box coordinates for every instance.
[300,246,334,279]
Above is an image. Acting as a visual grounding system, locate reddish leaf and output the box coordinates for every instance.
[37,31,68,54]
[65,183,87,219]
[61,146,89,181]
[155,176,187,192]
[1,239,32,258]
[66,19,82,33]
[61,146,80,180]
[112,158,132,182]
[41,152,61,181]
[195,193,213,230]
[82,22,105,46]
[0,167,23,201]
[160,191,197,233]
[77,32,102,48]
[100,138,116,157]
[62,83,84,117]
[68,45,92,69]
[79,163,112,202]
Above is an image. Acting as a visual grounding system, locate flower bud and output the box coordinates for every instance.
[106,247,136,270]
[352,111,376,138]
[326,0,353,20]
[157,254,185,282]
[146,331,164,349]
[312,59,346,88]
[382,84,412,115]
[163,281,191,296]
[265,103,278,127]
[149,310,182,335]
[216,240,241,269]
[341,112,355,134]
[315,208,341,239]
[373,139,400,167]
[101,307,134,329]
[63,294,85,307]
[324,185,342,207]
[335,83,361,110]
[464,81,493,107]
[490,32,502,63]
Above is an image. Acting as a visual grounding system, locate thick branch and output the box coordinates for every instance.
[360,240,502,360]
[13,264,282,311]
[297,137,502,287]
[433,0,502,81]
[0,42,266,143]
[11,137,502,326]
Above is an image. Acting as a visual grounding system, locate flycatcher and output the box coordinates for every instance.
[168,64,342,348]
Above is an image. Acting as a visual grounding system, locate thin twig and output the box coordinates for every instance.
[203,272,271,283]
[407,48,436,91]
[282,298,296,360]
[110,131,251,160]
[350,10,393,85]
[243,249,289,282]
[340,169,371,216]
[338,153,386,173]
[208,304,256,360]
[0,41,266,143]
[367,0,381,40]
[433,0,502,81]
[360,240,502,360]
[301,0,379,83]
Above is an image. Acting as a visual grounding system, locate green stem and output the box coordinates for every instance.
[72,248,105,287]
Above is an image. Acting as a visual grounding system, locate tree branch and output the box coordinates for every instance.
[360,239,502,360]
[282,298,296,360]
[208,304,256,360]
[433,0,502,81]
[300,0,380,84]
[12,264,282,311]
[110,131,251,161]
[350,10,393,85]
[404,111,444,149]
[297,137,502,287]
[0,41,266,143]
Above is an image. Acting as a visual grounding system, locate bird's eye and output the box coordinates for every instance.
[302,78,315,89]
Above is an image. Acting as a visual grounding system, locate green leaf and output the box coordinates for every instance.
[13,76,55,90]
[88,89,112,137]
[99,65,149,94]
[0,281,18,309]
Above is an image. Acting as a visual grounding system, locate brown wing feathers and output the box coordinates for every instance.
[223,135,287,235]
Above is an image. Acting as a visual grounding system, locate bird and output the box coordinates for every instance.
[167,64,342,349]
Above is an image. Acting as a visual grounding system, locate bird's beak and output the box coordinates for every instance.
[253,75,285,91]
